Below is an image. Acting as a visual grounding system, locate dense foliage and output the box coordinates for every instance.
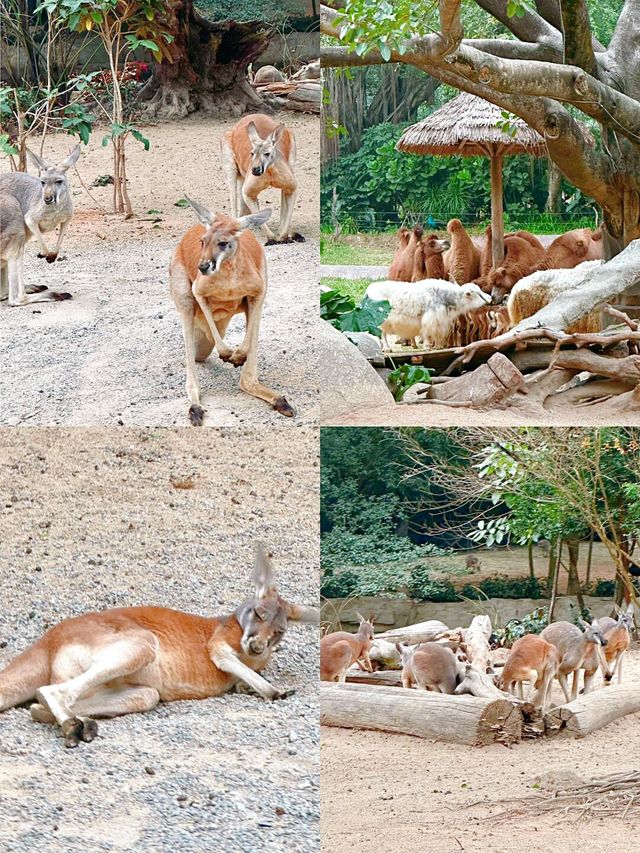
[321,120,596,232]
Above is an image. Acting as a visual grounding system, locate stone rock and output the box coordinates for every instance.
[319,322,394,420]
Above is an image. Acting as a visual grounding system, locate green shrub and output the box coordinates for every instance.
[320,569,360,599]
[498,607,549,647]
[407,565,458,602]
[593,579,616,597]
[460,575,542,600]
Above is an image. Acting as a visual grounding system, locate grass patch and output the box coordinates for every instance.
[320,234,395,266]
[321,277,372,302]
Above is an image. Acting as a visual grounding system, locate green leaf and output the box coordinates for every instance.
[174,198,190,208]
[387,364,433,401]
[131,129,150,151]
[336,296,391,337]
[0,133,18,156]
[379,43,391,62]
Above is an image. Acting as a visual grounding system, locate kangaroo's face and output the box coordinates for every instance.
[580,619,608,647]
[247,122,285,177]
[27,145,80,206]
[38,168,69,206]
[238,591,289,657]
[198,218,239,275]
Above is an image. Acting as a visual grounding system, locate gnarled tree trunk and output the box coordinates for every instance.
[140,1,270,119]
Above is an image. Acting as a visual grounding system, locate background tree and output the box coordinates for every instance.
[322,0,640,257]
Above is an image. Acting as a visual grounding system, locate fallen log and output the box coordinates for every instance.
[321,682,523,746]
[376,620,450,644]
[345,670,404,687]
[428,353,524,406]
[551,350,640,383]
[544,686,640,738]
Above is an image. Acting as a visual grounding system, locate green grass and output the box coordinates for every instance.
[321,277,373,302]
[320,236,394,266]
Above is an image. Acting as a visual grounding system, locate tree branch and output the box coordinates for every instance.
[464,38,562,63]
[607,0,640,102]
[559,0,597,77]
[475,0,559,44]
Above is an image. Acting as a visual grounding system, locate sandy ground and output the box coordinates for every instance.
[0,427,319,852]
[0,114,320,427]
[321,644,640,853]
[324,400,640,427]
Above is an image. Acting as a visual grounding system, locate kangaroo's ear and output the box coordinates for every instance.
[60,144,81,171]
[253,543,276,599]
[185,196,214,226]
[369,614,376,625]
[578,618,590,630]
[355,612,366,624]
[236,208,272,231]
[26,148,48,173]
[247,121,262,146]
[270,123,285,143]
[286,602,320,624]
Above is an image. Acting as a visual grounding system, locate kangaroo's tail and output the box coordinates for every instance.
[0,641,50,711]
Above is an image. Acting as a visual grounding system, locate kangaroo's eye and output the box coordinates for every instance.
[254,609,264,621]
[218,241,229,250]
[55,179,63,184]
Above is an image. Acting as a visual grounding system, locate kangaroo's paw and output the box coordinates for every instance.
[272,689,296,701]
[61,716,98,748]
[37,252,58,264]
[188,404,205,427]
[273,396,295,417]
[217,346,235,363]
[292,233,306,243]
[26,284,49,294]
[50,291,73,301]
[228,349,247,367]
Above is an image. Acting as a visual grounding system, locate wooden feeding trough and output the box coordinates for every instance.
[396,92,547,266]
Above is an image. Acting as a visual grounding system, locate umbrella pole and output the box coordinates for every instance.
[490,153,504,267]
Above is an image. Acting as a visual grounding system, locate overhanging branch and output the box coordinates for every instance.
[559,0,598,77]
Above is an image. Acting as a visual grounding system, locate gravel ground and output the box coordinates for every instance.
[0,427,320,852]
[0,114,320,427]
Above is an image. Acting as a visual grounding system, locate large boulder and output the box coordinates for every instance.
[319,321,394,419]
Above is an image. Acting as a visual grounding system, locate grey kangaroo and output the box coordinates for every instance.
[0,145,80,306]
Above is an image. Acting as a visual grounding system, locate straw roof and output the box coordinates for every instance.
[397,91,546,158]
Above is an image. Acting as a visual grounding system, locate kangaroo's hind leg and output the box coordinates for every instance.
[31,686,160,724]
[36,633,157,748]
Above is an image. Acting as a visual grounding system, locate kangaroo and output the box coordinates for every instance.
[0,545,319,748]
[498,634,560,711]
[169,197,295,426]
[220,114,303,245]
[0,145,80,263]
[396,641,460,694]
[320,614,375,682]
[596,603,635,685]
[540,619,608,703]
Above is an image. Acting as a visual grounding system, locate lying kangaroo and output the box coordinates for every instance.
[169,197,295,425]
[221,114,304,245]
[0,146,79,305]
[0,545,319,748]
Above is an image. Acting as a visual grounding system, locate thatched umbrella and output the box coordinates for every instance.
[396,91,546,266]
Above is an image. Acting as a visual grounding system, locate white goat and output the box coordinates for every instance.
[366,279,491,350]
[507,260,603,333]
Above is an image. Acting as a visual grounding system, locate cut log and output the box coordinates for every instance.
[544,686,640,738]
[376,620,449,644]
[429,353,525,406]
[321,682,523,746]
[346,670,404,687]
[545,379,636,409]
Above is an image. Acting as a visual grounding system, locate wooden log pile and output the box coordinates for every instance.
[323,679,640,746]
[252,80,321,113]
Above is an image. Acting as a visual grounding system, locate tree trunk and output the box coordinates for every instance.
[321,682,523,746]
[528,538,534,579]
[566,538,585,611]
[545,158,562,213]
[141,1,270,119]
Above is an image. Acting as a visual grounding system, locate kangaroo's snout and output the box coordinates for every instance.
[198,261,211,274]
[251,166,264,176]
[44,195,55,205]
[248,638,265,655]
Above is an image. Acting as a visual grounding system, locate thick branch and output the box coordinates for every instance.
[560,0,597,77]
[475,0,558,44]
[607,0,640,102]
[465,38,562,63]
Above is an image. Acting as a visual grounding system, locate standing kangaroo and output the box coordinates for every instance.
[0,545,319,748]
[220,114,304,245]
[396,641,461,694]
[169,197,295,425]
[320,614,375,682]
[540,619,608,702]
[0,146,79,305]
[597,603,635,685]
[498,634,560,711]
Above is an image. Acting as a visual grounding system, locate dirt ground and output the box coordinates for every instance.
[0,428,319,852]
[0,114,320,427]
[321,644,640,853]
